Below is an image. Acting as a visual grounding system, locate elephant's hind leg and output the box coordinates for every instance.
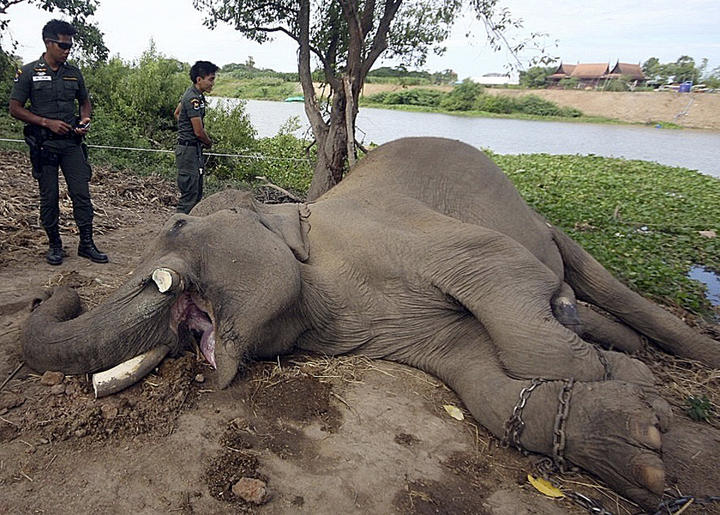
[552,227,720,368]
[576,303,644,353]
[420,326,667,509]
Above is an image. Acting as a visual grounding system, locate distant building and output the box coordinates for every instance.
[547,61,646,88]
[605,62,645,82]
[470,72,519,86]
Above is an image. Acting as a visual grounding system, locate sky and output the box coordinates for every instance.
[4,0,720,79]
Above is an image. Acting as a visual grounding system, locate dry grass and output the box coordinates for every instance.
[0,150,176,264]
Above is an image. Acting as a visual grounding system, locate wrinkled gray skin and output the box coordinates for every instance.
[22,137,720,508]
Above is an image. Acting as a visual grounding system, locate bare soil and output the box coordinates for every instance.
[0,151,718,514]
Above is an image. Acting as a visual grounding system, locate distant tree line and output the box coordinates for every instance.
[642,56,720,87]
[218,61,458,86]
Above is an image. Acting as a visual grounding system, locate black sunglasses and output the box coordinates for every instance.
[47,39,73,50]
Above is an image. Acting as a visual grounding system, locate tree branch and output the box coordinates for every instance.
[361,0,402,78]
[360,0,376,37]
[297,0,327,137]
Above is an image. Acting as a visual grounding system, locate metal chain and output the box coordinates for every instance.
[652,496,720,515]
[552,378,575,473]
[594,347,612,380]
[567,492,614,515]
[503,378,547,451]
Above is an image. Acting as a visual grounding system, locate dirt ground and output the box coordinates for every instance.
[1,150,719,514]
[355,83,720,131]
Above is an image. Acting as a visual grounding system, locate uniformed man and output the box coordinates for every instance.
[173,60,218,214]
[9,19,108,265]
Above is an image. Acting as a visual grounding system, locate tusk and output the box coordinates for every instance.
[152,268,182,293]
[92,345,170,398]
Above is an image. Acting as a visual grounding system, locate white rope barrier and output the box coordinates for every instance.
[0,137,310,163]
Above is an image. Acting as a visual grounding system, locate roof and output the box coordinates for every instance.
[606,62,645,80]
[552,63,576,76]
[570,63,610,79]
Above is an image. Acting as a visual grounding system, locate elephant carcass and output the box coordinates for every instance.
[21,137,720,508]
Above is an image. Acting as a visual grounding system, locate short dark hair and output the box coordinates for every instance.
[42,19,77,41]
[190,61,219,83]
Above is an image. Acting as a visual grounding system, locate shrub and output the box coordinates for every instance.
[365,92,388,103]
[253,117,314,193]
[474,94,518,114]
[603,79,630,92]
[204,99,258,179]
[516,95,564,116]
[439,79,484,111]
[381,88,443,106]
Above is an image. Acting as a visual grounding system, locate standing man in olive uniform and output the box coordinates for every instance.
[9,19,107,265]
[174,60,218,214]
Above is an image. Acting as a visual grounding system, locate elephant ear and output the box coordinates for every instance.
[256,204,310,262]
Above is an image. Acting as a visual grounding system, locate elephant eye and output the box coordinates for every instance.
[169,219,187,236]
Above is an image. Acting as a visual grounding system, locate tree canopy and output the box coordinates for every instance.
[194,0,551,199]
[642,55,702,85]
[1,0,108,64]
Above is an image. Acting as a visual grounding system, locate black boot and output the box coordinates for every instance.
[77,224,108,263]
[44,224,63,266]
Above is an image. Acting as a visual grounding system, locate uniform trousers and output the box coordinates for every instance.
[37,139,93,229]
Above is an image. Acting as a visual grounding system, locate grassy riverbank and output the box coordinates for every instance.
[358,101,673,127]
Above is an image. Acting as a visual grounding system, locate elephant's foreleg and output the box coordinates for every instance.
[417,326,667,509]
[552,227,720,368]
[576,303,644,353]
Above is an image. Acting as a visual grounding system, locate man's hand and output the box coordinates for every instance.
[74,117,91,136]
[45,118,73,135]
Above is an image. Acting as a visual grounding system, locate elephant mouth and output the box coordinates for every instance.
[171,291,217,368]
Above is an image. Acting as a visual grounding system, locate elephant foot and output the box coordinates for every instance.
[599,350,674,430]
[561,381,666,508]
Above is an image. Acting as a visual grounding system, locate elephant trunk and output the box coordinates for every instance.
[22,280,178,375]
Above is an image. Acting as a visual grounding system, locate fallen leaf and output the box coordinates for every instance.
[443,404,464,420]
[527,474,565,498]
[698,230,716,238]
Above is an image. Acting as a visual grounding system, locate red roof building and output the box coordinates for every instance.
[547,61,646,88]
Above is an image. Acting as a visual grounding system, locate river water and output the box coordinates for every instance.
[210,98,720,178]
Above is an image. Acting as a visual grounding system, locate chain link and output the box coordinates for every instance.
[552,378,575,473]
[567,492,614,515]
[652,495,720,514]
[503,378,547,451]
[594,347,612,381]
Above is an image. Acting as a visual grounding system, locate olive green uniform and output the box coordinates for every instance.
[10,56,93,229]
[175,85,206,214]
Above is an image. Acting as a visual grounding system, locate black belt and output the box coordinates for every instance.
[46,131,78,141]
[177,140,199,146]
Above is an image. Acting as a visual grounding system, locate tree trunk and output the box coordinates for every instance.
[307,91,349,201]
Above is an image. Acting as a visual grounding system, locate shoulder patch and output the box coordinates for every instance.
[190,98,201,110]
[13,69,22,82]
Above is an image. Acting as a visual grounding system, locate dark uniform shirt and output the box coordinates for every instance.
[10,55,88,127]
[177,85,206,143]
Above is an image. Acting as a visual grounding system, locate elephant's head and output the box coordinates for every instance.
[22,196,310,389]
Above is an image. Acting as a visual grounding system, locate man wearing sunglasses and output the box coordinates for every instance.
[9,19,108,265]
